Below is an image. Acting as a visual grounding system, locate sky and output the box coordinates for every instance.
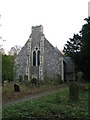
[0,0,89,54]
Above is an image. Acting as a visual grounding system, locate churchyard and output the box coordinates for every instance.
[2,81,90,120]
[2,81,67,103]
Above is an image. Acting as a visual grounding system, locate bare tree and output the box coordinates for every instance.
[9,45,22,56]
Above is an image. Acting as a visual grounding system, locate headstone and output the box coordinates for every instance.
[69,81,79,101]
[14,83,20,92]
[77,71,85,90]
[77,71,84,84]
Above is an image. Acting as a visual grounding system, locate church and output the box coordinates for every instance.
[15,25,74,82]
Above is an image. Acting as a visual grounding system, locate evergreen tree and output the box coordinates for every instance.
[63,34,82,80]
[79,17,90,81]
[63,17,90,81]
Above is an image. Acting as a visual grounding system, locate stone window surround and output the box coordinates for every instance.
[33,51,36,66]
[32,47,40,67]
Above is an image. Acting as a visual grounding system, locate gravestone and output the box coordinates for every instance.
[77,71,84,84]
[14,83,20,92]
[77,71,85,90]
[69,81,79,101]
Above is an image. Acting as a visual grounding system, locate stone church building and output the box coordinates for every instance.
[15,25,74,82]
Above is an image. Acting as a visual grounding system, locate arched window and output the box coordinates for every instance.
[33,51,36,66]
[37,50,40,66]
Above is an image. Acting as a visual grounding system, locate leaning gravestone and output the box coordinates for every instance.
[77,71,85,90]
[14,83,20,92]
[77,71,84,84]
[69,81,79,101]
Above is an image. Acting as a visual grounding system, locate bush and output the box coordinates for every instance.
[30,78,38,86]
[44,76,51,84]
[53,75,62,85]
[69,81,79,101]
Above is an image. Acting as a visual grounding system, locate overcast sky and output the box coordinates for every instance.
[0,0,89,54]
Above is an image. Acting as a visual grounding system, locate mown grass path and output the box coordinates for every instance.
[3,83,68,106]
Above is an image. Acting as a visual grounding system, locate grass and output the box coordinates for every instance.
[2,82,67,103]
[2,84,89,120]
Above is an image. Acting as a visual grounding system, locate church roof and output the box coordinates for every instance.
[64,57,74,74]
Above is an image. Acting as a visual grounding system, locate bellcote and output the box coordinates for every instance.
[31,25,43,36]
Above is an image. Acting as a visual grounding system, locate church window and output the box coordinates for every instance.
[33,51,36,66]
[37,50,40,66]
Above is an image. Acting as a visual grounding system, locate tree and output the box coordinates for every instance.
[2,55,14,83]
[9,47,17,56]
[0,48,5,55]
[2,45,22,84]
[63,17,90,81]
[79,17,90,81]
[9,45,22,67]
[63,34,82,80]
[9,45,22,56]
